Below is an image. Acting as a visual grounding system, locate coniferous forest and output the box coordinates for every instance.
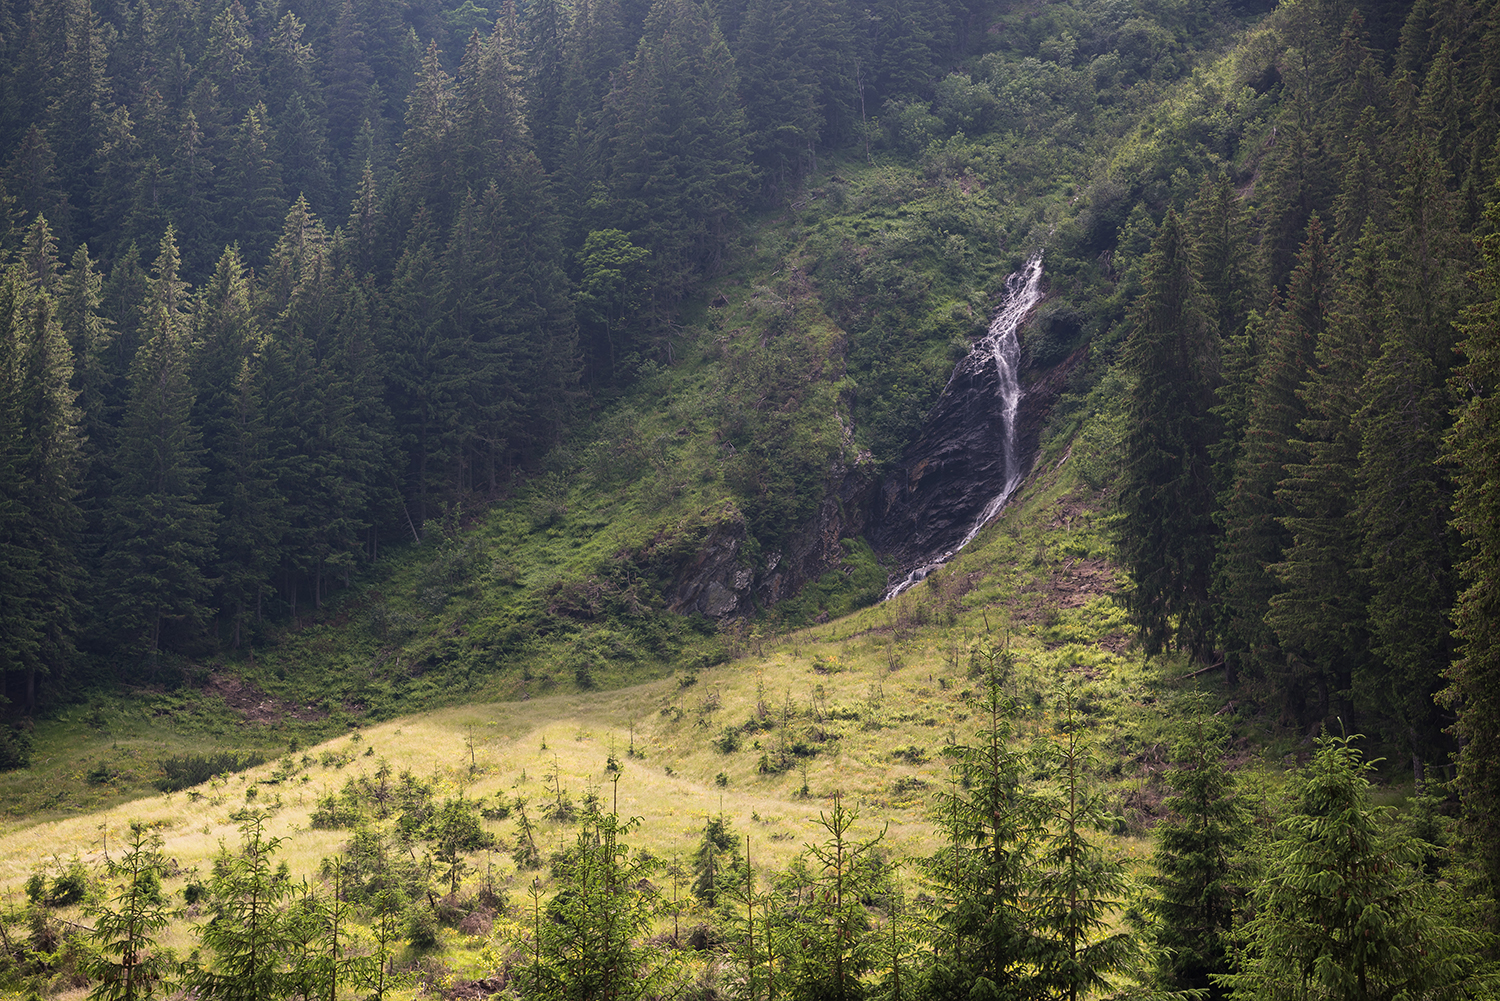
[3,0,1500,994]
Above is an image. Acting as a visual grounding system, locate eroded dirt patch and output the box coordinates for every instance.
[205,673,326,725]
[1046,555,1117,609]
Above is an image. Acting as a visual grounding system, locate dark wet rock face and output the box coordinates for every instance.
[871,340,1084,569]
[870,346,1015,564]
[668,256,1085,618]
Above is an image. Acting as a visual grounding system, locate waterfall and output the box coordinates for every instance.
[884,254,1045,599]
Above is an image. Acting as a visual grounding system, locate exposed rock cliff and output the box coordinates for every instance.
[870,341,1085,570]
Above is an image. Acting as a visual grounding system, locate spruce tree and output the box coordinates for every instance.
[737,0,821,199]
[1117,209,1221,662]
[1031,697,1134,1001]
[1267,224,1382,730]
[12,226,84,711]
[1352,138,1462,776]
[607,0,752,320]
[0,266,47,709]
[218,104,286,266]
[57,242,113,526]
[785,794,888,1001]
[917,642,1045,1000]
[1217,221,1332,707]
[525,807,679,1000]
[1441,201,1500,920]
[84,824,174,1001]
[190,812,295,1001]
[101,227,216,672]
[1219,733,1484,1001]
[193,246,279,646]
[1146,712,1250,999]
[384,209,454,534]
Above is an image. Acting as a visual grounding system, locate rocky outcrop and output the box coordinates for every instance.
[665,457,877,621]
[754,463,877,607]
[665,519,754,618]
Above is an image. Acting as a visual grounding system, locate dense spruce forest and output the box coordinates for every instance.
[3,0,1500,993]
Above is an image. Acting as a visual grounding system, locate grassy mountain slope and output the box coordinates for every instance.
[5,447,1258,992]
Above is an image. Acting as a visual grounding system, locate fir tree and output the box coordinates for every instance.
[192,245,279,647]
[1352,138,1462,777]
[190,812,295,1001]
[1117,209,1222,662]
[101,226,216,671]
[1217,221,1332,707]
[0,267,47,710]
[1031,696,1134,1001]
[1267,224,1382,730]
[84,824,174,1001]
[11,222,84,711]
[607,0,753,321]
[1146,712,1250,999]
[1441,200,1500,921]
[917,642,1046,1000]
[1219,733,1484,1001]
[737,0,822,198]
[525,808,680,1000]
[219,104,285,266]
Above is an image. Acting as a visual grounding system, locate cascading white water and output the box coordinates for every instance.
[884,254,1045,600]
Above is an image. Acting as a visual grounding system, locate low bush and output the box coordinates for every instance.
[154,751,266,792]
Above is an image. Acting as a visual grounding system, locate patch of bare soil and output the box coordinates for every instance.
[1046,555,1117,609]
[204,673,326,725]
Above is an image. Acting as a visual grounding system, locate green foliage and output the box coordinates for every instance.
[25,858,91,908]
[774,538,886,626]
[1116,210,1221,662]
[154,752,267,793]
[691,813,743,907]
[84,825,173,1001]
[523,809,680,1000]
[1220,733,1488,1001]
[1146,711,1250,998]
[0,725,33,770]
[425,796,498,895]
[1443,201,1500,915]
[189,812,295,1001]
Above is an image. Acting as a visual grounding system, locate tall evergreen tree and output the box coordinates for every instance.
[736,0,821,199]
[100,226,217,672]
[606,0,752,323]
[1217,221,1332,710]
[1442,200,1500,923]
[193,245,279,647]
[1352,137,1462,776]
[1146,712,1250,999]
[1268,224,1383,732]
[1220,733,1483,1001]
[1117,209,1222,662]
[10,219,84,712]
[1031,696,1134,1001]
[84,825,174,1001]
[917,644,1046,1000]
[395,41,454,231]
[383,208,456,534]
[190,813,295,1001]
[218,104,285,266]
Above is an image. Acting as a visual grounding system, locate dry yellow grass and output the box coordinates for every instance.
[0,631,972,901]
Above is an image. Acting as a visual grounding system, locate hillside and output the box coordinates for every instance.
[0,445,1217,999]
[2,0,1500,994]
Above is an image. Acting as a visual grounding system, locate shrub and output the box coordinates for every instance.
[0,725,32,770]
[155,752,266,792]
